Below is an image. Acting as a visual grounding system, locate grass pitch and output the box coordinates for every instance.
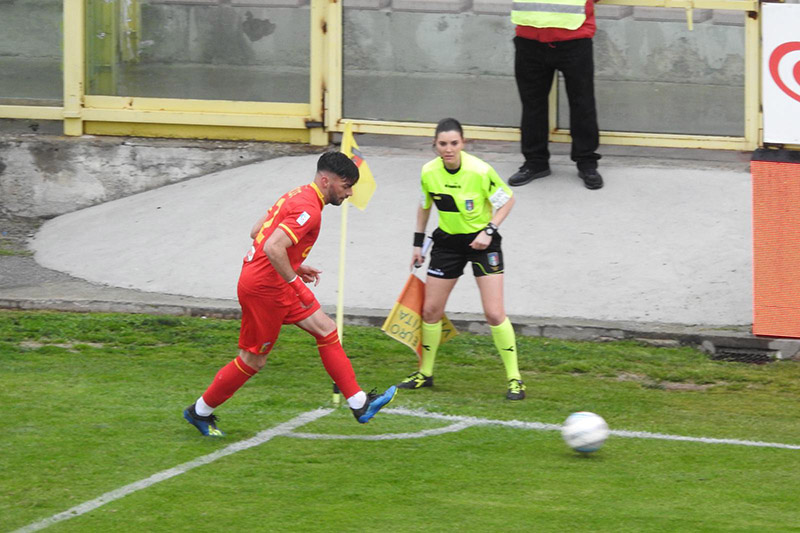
[2,311,800,532]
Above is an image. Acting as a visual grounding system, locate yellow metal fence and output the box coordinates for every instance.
[0,0,761,150]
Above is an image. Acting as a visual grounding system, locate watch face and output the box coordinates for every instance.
[485,227,495,235]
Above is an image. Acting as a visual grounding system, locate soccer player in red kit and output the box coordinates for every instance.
[184,152,397,436]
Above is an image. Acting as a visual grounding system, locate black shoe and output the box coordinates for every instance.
[183,404,224,437]
[397,371,434,389]
[508,164,551,187]
[578,168,604,190]
[506,379,526,400]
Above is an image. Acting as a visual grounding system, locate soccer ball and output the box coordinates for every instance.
[561,411,609,453]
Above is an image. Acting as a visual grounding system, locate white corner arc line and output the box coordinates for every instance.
[13,408,333,533]
[383,407,800,450]
[288,420,477,440]
[385,407,563,431]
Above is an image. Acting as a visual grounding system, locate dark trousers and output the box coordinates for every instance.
[514,36,601,170]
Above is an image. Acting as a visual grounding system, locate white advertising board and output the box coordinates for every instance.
[763,4,800,144]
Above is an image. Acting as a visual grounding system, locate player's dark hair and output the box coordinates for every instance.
[435,117,464,139]
[317,151,360,185]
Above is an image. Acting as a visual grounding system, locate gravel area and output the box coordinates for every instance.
[0,213,80,289]
[0,212,39,254]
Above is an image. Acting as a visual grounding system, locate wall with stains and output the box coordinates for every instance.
[0,135,315,218]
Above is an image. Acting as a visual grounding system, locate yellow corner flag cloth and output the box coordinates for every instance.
[340,122,376,211]
[381,274,458,364]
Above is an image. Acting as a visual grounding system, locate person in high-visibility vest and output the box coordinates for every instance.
[508,0,604,190]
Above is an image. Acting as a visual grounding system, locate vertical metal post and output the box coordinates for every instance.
[63,0,86,136]
[325,0,343,131]
[309,0,328,146]
[743,6,761,150]
[85,0,118,95]
[548,73,558,140]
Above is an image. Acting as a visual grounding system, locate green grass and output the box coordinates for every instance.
[2,310,800,532]
[0,234,30,256]
[0,247,31,256]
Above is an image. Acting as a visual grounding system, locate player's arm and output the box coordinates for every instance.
[263,229,316,307]
[249,213,269,240]
[296,264,321,286]
[411,204,432,270]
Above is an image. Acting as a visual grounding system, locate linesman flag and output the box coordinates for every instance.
[340,122,376,210]
[381,274,458,364]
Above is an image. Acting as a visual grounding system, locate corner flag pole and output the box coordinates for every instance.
[332,199,350,406]
[333,122,377,407]
[336,201,348,338]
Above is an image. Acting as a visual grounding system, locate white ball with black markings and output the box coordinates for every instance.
[561,411,609,453]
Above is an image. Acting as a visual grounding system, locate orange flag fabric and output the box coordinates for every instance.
[381,274,458,364]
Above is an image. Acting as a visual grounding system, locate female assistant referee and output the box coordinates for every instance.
[398,118,525,400]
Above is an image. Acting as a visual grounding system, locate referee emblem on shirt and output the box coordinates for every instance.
[465,199,474,211]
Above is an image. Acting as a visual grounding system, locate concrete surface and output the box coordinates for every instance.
[28,146,752,325]
[2,137,799,359]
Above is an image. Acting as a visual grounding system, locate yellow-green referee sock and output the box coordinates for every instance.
[490,317,521,381]
[419,320,442,377]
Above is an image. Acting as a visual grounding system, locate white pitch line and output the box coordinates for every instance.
[610,429,800,449]
[384,407,800,450]
[13,405,800,533]
[288,420,477,440]
[385,407,563,431]
[13,408,333,533]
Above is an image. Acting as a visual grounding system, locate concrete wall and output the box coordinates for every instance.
[0,135,317,218]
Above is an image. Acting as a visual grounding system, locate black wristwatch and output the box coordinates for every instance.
[484,222,498,236]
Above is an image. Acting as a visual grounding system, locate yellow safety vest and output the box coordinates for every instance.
[511,0,587,30]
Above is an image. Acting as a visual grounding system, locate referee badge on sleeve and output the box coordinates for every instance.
[490,188,511,209]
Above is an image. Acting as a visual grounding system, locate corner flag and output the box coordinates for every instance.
[381,274,458,364]
[340,122,376,210]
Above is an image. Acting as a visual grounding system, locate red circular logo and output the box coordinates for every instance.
[769,42,800,103]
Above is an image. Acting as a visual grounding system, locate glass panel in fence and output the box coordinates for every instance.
[0,0,64,105]
[557,6,747,136]
[344,2,747,138]
[86,0,310,102]
[343,2,519,127]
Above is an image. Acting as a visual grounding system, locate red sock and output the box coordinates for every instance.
[315,331,360,399]
[201,355,258,408]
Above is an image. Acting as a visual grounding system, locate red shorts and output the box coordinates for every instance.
[237,283,320,355]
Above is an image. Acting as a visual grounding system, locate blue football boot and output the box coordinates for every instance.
[351,386,397,424]
[183,404,225,437]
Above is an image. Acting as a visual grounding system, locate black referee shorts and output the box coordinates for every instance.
[426,228,504,279]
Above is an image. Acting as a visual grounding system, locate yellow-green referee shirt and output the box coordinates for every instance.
[421,151,513,235]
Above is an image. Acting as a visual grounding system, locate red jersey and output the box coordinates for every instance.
[239,183,324,300]
[515,0,596,43]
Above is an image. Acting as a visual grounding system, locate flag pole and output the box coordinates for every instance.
[332,199,350,406]
[334,121,377,407]
[336,200,348,337]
